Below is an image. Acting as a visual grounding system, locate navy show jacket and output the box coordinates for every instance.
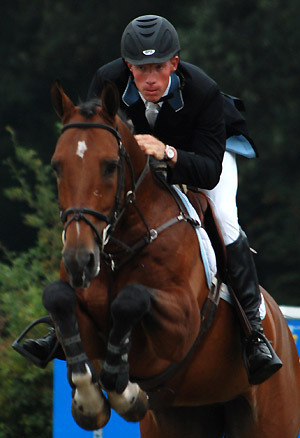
[87,58,256,190]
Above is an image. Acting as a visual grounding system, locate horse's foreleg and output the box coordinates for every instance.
[42,280,110,430]
[101,284,151,421]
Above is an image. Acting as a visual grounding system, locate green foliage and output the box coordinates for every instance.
[0,131,62,438]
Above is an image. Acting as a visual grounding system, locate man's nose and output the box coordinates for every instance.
[146,71,156,84]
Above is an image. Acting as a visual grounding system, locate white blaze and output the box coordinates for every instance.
[76,140,88,159]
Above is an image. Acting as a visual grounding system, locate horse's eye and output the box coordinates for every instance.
[103,160,118,177]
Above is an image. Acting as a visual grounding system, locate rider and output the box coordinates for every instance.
[19,15,281,385]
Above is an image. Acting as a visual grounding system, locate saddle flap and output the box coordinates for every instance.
[186,189,227,280]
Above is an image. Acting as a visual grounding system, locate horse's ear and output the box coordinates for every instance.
[101,81,119,120]
[51,80,75,120]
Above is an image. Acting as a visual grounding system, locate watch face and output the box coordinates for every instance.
[166,147,175,159]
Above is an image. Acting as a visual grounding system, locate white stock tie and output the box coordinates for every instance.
[145,101,160,128]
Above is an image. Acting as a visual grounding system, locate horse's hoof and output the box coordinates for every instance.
[107,382,149,422]
[121,387,149,422]
[71,365,111,430]
[71,393,111,430]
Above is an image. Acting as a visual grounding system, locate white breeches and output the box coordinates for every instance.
[200,151,240,246]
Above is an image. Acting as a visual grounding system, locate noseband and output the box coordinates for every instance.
[59,121,149,247]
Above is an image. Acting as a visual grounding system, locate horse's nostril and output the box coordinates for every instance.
[63,248,95,273]
[87,253,95,269]
[76,250,95,271]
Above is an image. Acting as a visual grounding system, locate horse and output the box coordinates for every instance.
[43,80,300,437]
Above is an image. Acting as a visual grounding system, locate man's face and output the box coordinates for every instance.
[125,56,179,102]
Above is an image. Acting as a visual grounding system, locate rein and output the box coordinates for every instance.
[102,173,200,272]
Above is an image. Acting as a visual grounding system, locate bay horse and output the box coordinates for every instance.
[44,80,300,437]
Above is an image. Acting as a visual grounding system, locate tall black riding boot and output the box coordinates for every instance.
[226,230,282,385]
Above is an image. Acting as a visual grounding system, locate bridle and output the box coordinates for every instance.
[59,121,150,249]
[59,120,199,272]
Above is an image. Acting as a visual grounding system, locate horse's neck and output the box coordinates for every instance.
[123,171,177,236]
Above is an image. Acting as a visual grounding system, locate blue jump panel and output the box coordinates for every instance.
[53,360,139,438]
[53,319,300,438]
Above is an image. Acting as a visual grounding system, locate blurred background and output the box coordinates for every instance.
[0,0,299,436]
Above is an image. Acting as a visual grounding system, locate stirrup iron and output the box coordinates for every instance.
[12,316,59,368]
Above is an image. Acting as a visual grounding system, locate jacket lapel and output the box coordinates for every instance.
[121,73,184,134]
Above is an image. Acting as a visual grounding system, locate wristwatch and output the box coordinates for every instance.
[163,145,175,161]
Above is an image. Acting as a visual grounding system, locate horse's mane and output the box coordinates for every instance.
[78,99,134,132]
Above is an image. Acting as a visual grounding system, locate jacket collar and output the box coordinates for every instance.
[122,73,184,112]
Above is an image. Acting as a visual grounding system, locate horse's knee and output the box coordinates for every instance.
[42,279,76,318]
[100,285,152,393]
[111,284,152,325]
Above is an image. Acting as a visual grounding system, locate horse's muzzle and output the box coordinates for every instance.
[62,245,100,288]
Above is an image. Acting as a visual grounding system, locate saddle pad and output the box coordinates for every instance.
[172,185,217,287]
[220,283,266,320]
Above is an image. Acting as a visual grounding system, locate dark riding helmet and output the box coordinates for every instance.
[121,15,180,65]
